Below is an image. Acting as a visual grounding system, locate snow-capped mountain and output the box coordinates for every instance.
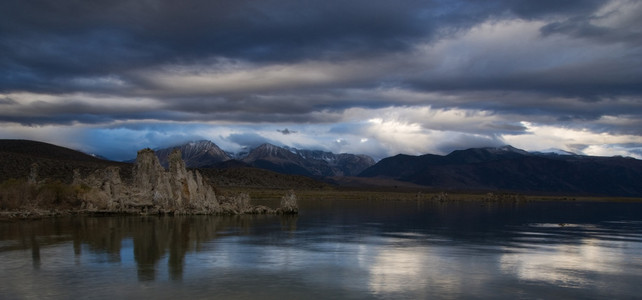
[288,147,376,176]
[154,140,231,168]
[151,141,376,176]
[241,143,376,177]
[533,148,578,156]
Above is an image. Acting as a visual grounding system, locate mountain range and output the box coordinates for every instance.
[0,139,328,190]
[3,139,642,197]
[359,145,642,196]
[154,140,231,168]
[151,140,375,177]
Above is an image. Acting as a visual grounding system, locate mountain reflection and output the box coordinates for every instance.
[1,201,642,299]
[0,215,298,281]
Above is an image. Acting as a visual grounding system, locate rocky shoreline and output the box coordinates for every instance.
[1,148,298,219]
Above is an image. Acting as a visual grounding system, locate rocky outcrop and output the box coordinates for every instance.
[277,190,299,214]
[72,148,297,215]
[74,166,125,211]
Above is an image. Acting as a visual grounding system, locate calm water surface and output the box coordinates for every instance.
[1,199,641,299]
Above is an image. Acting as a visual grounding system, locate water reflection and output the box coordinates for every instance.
[0,215,298,281]
[500,222,642,292]
[1,200,641,299]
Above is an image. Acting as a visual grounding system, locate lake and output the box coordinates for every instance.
[1,199,641,299]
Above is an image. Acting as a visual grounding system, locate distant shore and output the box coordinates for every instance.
[225,186,642,202]
[3,188,642,220]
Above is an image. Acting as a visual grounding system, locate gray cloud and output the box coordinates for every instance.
[1,0,641,159]
[278,128,297,135]
[226,132,275,149]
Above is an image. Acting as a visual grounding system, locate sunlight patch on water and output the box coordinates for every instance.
[528,223,592,228]
[500,237,630,288]
[368,245,458,297]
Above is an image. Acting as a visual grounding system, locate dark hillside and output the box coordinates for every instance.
[0,139,132,183]
[359,146,642,197]
[0,139,328,190]
[0,139,104,162]
[198,166,330,190]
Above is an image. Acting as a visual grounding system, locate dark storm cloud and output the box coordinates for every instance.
[1,0,641,160]
[539,3,642,46]
[0,0,440,93]
[3,0,612,91]
[226,132,275,149]
[408,58,642,98]
[435,135,505,154]
[2,0,638,100]
[502,0,605,18]
[278,129,297,135]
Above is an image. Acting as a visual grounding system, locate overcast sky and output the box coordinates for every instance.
[1,0,641,161]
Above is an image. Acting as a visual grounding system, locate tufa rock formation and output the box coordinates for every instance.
[277,190,299,214]
[71,148,297,215]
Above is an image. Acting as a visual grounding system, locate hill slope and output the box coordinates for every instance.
[0,139,329,190]
[0,139,105,162]
[359,146,642,196]
[0,139,132,183]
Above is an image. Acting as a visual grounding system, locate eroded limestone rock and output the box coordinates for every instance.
[78,166,125,210]
[277,189,299,214]
[28,163,39,185]
[132,148,172,208]
[72,148,295,215]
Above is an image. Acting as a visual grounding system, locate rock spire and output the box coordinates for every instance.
[73,148,296,215]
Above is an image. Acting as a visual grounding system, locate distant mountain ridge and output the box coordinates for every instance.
[0,139,330,190]
[5,139,642,196]
[151,141,376,177]
[154,140,231,168]
[241,143,375,177]
[358,146,642,196]
[291,148,376,176]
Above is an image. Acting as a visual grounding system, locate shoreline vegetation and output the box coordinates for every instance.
[1,148,299,219]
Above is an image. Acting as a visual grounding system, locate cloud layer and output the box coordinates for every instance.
[1,0,641,160]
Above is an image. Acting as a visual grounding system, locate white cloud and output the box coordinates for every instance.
[136,55,402,96]
[591,0,642,30]
[582,144,642,158]
[502,121,642,158]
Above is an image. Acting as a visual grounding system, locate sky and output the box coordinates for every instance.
[1,0,641,161]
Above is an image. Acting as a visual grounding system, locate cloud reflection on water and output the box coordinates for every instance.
[367,244,463,297]
[1,201,642,299]
[500,237,631,289]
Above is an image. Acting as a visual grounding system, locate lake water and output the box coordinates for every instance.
[1,199,641,299]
